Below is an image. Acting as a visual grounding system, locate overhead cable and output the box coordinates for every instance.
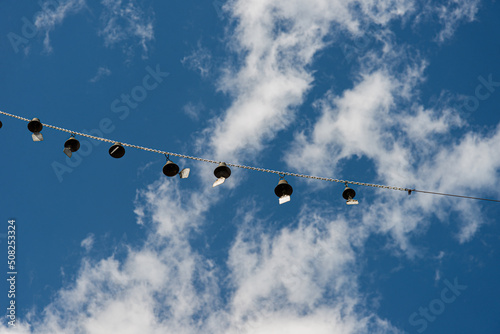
[1,110,499,204]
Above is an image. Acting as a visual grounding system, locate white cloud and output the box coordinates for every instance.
[80,234,95,252]
[34,0,86,53]
[285,70,399,178]
[190,0,494,260]
[32,0,155,57]
[136,160,156,176]
[183,102,205,121]
[435,269,441,282]
[6,1,493,333]
[419,127,500,194]
[413,0,481,43]
[284,57,500,248]
[434,0,480,42]
[399,105,463,144]
[5,180,217,333]
[89,66,112,82]
[99,0,155,58]
[201,0,480,163]
[3,181,403,333]
[201,0,417,162]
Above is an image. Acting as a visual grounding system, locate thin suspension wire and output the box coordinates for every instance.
[2,110,500,203]
[411,190,500,203]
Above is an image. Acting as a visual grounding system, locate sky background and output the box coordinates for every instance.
[0,0,500,333]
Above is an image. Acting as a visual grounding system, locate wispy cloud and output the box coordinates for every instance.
[99,0,155,58]
[434,0,480,42]
[284,48,498,249]
[80,234,95,252]
[181,43,213,78]
[415,0,481,43]
[34,0,86,53]
[89,66,111,82]
[7,180,402,333]
[183,101,205,121]
[5,1,493,332]
[197,0,493,252]
[285,70,400,178]
[201,0,415,162]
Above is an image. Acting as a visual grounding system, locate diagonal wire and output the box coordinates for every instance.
[411,190,500,203]
[1,110,500,203]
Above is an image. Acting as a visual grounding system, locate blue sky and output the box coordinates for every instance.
[1,0,500,333]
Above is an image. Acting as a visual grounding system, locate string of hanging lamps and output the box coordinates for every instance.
[1,110,500,204]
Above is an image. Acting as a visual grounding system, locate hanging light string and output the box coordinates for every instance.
[1,110,500,203]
